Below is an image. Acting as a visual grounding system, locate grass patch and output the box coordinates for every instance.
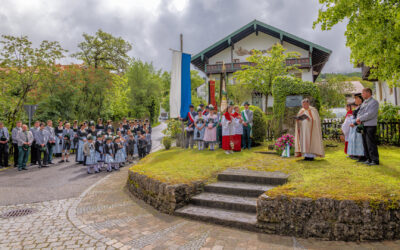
[130,144,400,202]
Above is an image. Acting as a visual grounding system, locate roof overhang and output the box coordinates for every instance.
[191,20,332,82]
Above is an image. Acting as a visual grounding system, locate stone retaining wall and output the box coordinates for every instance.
[257,194,400,241]
[127,170,204,214]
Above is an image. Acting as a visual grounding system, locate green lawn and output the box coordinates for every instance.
[130,144,400,202]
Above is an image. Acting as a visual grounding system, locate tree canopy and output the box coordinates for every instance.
[313,0,400,86]
[233,43,301,110]
[72,29,132,73]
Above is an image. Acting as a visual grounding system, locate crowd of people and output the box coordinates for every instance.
[0,118,152,173]
[341,88,380,166]
[180,102,253,154]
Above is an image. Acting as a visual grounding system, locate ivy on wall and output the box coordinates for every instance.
[272,76,321,136]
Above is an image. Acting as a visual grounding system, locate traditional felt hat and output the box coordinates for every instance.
[87,135,93,140]
[189,104,194,108]
[114,136,120,141]
[199,103,204,107]
[244,101,250,106]
[208,104,214,110]
[229,101,234,106]
[197,108,202,112]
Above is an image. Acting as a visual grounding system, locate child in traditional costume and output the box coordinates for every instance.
[232,106,243,152]
[72,120,79,153]
[203,105,218,151]
[84,136,98,174]
[126,133,136,163]
[341,104,353,155]
[145,129,152,155]
[104,137,114,172]
[221,105,234,154]
[60,123,74,163]
[194,108,206,150]
[96,118,105,133]
[95,133,105,171]
[137,131,147,159]
[113,136,124,169]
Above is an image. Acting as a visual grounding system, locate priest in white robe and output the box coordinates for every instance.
[294,98,325,160]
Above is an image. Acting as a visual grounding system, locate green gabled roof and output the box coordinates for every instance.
[191,19,331,61]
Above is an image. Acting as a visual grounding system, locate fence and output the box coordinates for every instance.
[321,119,400,146]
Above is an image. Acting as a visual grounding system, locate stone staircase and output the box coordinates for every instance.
[175,169,289,231]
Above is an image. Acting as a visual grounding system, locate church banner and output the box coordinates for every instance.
[170,51,192,118]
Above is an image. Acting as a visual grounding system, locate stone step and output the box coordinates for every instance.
[204,181,274,197]
[217,169,289,185]
[175,205,258,231]
[191,192,257,213]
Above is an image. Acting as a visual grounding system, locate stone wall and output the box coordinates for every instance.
[256,194,400,241]
[127,170,204,214]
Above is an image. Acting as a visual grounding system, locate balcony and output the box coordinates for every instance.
[205,58,311,74]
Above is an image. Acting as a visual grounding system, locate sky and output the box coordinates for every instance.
[0,0,357,74]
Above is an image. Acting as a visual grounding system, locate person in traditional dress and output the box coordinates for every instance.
[294,98,325,160]
[106,120,114,134]
[126,132,136,163]
[203,105,218,151]
[95,133,105,171]
[341,104,353,155]
[116,130,127,166]
[232,106,243,152]
[16,125,34,171]
[137,131,148,159]
[95,118,105,133]
[45,120,56,164]
[83,135,98,174]
[180,104,197,149]
[116,122,126,136]
[113,136,124,169]
[194,108,206,150]
[104,137,114,172]
[356,88,379,165]
[60,122,74,163]
[221,105,235,154]
[30,121,40,166]
[36,122,50,168]
[11,121,22,167]
[0,122,10,168]
[76,124,87,164]
[241,102,253,150]
[88,122,97,138]
[71,120,79,153]
[347,93,365,160]
[145,129,152,155]
[54,121,64,157]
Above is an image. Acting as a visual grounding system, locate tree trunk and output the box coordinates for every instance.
[265,93,269,114]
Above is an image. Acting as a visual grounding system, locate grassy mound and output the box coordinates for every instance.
[130,144,400,202]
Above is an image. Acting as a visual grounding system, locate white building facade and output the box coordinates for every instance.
[191,20,332,112]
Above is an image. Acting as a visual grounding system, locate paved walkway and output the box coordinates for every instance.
[2,166,400,249]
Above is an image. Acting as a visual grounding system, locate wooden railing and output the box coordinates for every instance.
[205,58,311,74]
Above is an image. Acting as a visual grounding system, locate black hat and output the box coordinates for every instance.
[205,105,209,109]
[244,101,250,106]
[199,103,204,107]
[189,104,194,108]
[197,108,202,112]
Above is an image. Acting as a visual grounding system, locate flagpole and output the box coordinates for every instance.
[180,34,186,148]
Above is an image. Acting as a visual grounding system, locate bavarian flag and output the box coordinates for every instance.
[170,51,191,118]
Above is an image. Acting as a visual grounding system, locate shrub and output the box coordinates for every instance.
[241,105,267,144]
[162,119,182,139]
[162,136,172,150]
[379,102,400,122]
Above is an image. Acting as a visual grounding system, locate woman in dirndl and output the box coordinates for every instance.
[95,134,105,171]
[54,121,64,157]
[76,124,87,164]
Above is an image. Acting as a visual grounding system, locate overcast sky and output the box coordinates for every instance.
[0,0,357,74]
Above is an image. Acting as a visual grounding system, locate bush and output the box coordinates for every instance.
[379,102,400,122]
[240,105,267,144]
[162,119,182,139]
[162,136,172,150]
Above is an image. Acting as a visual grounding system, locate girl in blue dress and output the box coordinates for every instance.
[347,94,365,159]
[113,136,124,170]
[84,136,98,174]
[95,134,105,171]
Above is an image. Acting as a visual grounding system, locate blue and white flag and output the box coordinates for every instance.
[170,51,191,118]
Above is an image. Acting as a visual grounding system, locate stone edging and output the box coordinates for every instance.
[127,170,204,214]
[257,194,400,241]
[67,174,130,248]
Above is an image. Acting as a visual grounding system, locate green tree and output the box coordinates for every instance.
[233,43,300,112]
[0,35,66,127]
[126,60,162,123]
[227,83,252,106]
[102,74,131,121]
[313,0,400,87]
[317,75,354,108]
[72,29,132,73]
